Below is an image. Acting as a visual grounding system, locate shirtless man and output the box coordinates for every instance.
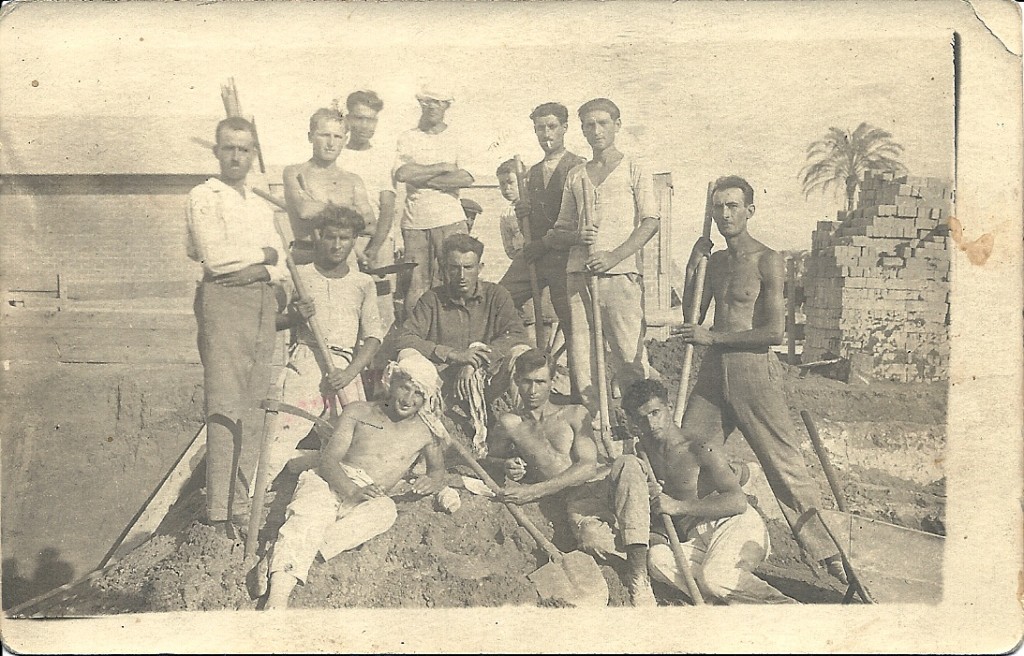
[622,379,796,604]
[264,349,448,609]
[283,108,374,263]
[489,349,656,606]
[675,175,845,583]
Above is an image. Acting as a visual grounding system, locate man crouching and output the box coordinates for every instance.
[488,348,656,607]
[264,349,448,609]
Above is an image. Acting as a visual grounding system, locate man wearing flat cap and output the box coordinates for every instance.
[393,85,475,316]
[460,198,483,233]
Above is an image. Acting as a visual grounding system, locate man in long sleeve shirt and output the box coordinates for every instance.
[393,234,529,454]
[531,98,659,437]
[186,116,288,531]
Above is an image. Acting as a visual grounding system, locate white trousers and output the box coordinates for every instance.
[648,508,797,604]
[269,469,397,584]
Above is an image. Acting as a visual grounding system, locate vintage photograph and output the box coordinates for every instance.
[0,0,1020,652]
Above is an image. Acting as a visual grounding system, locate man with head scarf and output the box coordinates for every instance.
[264,349,449,609]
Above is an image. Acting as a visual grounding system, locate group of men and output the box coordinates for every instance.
[185,85,846,609]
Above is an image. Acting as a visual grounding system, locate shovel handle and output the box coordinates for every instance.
[514,156,547,350]
[446,435,562,561]
[580,177,616,460]
[637,450,705,605]
[245,407,279,560]
[800,410,848,513]
[673,182,715,427]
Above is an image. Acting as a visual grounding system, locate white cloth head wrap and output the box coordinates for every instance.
[382,349,449,442]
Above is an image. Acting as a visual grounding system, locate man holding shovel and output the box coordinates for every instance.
[491,349,657,606]
[534,98,659,441]
[258,204,385,489]
[501,103,584,359]
[622,379,797,604]
[675,175,846,584]
[186,116,289,533]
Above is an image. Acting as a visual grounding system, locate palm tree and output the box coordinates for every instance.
[800,123,907,212]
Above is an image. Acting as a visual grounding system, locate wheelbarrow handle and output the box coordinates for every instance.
[445,436,562,562]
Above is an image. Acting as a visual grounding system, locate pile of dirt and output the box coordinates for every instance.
[37,335,945,613]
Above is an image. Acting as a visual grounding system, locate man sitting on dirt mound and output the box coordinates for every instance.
[488,348,657,607]
[622,378,797,604]
[391,233,531,456]
[263,349,449,610]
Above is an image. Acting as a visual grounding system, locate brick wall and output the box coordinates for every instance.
[802,172,952,382]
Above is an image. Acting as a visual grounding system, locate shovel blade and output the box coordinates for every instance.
[528,550,608,607]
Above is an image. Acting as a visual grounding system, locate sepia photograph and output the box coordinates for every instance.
[0,0,1020,652]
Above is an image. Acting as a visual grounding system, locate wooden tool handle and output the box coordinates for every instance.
[514,156,547,350]
[801,410,848,513]
[580,177,615,459]
[637,450,705,605]
[673,182,715,427]
[245,409,279,560]
[253,186,337,377]
[446,435,562,561]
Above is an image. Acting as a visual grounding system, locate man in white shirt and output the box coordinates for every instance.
[537,98,660,435]
[393,85,475,312]
[186,116,289,532]
[337,89,399,330]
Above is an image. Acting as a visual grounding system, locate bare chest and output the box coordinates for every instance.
[303,169,356,205]
[710,255,763,307]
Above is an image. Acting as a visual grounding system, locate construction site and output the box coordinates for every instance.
[1,103,949,612]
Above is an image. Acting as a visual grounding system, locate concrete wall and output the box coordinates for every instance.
[1,175,206,299]
[802,172,952,382]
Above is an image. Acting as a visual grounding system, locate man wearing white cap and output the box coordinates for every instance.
[393,84,475,313]
[264,348,450,610]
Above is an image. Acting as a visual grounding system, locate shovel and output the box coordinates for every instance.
[445,436,608,607]
[360,261,418,277]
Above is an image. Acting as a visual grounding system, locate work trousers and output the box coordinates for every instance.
[648,508,797,604]
[195,280,279,523]
[270,469,397,584]
[402,220,468,312]
[499,253,568,327]
[682,346,836,562]
[257,344,366,495]
[565,455,652,554]
[566,271,648,420]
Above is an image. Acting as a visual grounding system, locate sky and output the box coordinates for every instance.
[1,1,955,259]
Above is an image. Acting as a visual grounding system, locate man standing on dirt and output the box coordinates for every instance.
[283,108,375,264]
[186,116,288,532]
[263,349,449,610]
[675,175,846,583]
[391,234,530,455]
[532,98,659,427]
[503,103,585,368]
[393,85,475,311]
[337,90,399,330]
[621,379,797,604]
[490,349,657,606]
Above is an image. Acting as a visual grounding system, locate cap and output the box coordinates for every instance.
[416,84,454,104]
[460,198,483,215]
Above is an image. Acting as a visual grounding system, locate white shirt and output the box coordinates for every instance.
[294,267,385,349]
[499,202,525,259]
[337,144,394,222]
[393,127,468,230]
[185,177,288,282]
[552,156,660,275]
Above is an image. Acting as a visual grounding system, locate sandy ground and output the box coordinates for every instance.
[9,335,945,614]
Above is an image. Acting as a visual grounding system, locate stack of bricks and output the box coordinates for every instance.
[802,171,952,382]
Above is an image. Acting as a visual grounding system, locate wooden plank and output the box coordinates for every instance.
[101,425,207,567]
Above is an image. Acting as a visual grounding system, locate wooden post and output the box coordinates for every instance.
[787,258,797,364]
[646,173,673,341]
